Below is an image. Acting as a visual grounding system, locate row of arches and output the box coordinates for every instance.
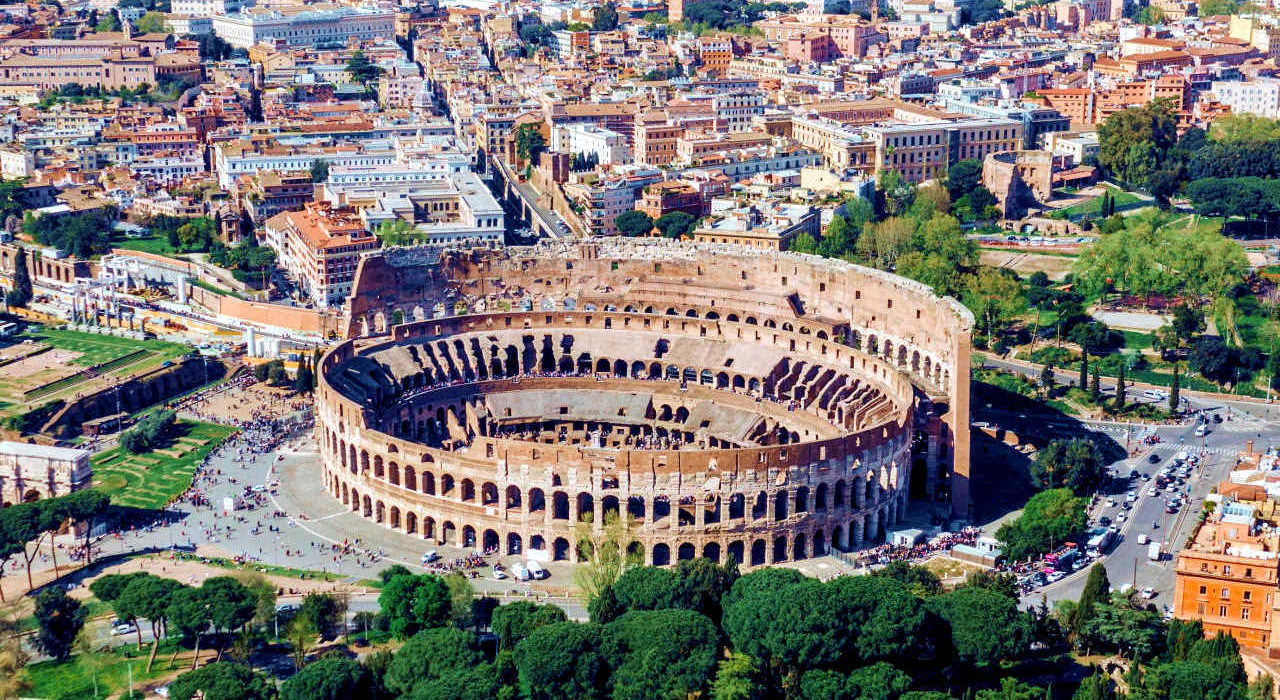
[330,469,907,566]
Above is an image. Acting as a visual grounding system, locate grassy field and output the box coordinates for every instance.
[1048,187,1145,221]
[25,640,183,700]
[26,327,188,367]
[108,232,184,258]
[91,420,235,510]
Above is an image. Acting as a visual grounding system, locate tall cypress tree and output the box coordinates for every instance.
[1169,362,1180,414]
[1114,363,1127,411]
[1090,363,1101,401]
[1079,351,1088,389]
[8,245,31,308]
[1072,563,1111,641]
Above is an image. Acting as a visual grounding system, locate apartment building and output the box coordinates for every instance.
[635,118,684,166]
[211,7,395,49]
[713,91,767,133]
[264,202,380,309]
[355,170,505,249]
[564,178,635,236]
[242,170,315,224]
[636,181,705,220]
[1212,78,1280,120]
[213,140,399,188]
[551,124,628,165]
[1174,498,1280,652]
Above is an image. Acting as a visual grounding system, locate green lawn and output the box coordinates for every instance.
[25,643,178,700]
[1048,187,1144,220]
[108,232,186,258]
[91,420,235,510]
[24,327,189,366]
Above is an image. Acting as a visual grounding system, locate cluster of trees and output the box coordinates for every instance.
[119,409,177,454]
[253,359,291,387]
[0,490,110,595]
[6,245,31,308]
[336,559,1046,699]
[615,209,699,239]
[24,207,120,258]
[193,32,233,60]
[346,51,382,98]
[791,173,981,302]
[1186,176,1280,227]
[1071,209,1247,304]
[995,488,1088,561]
[375,219,426,247]
[1029,439,1108,495]
[1099,105,1280,212]
[150,215,218,253]
[86,572,263,670]
[1058,564,1275,700]
[207,240,276,287]
[515,123,546,166]
[593,1,620,30]
[570,152,601,172]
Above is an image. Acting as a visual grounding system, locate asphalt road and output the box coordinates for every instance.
[1019,415,1264,609]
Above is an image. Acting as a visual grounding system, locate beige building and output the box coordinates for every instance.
[0,442,91,506]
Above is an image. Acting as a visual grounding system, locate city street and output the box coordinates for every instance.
[1020,411,1275,609]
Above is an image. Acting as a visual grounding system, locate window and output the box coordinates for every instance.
[1200,585,1207,595]
[1220,605,1228,617]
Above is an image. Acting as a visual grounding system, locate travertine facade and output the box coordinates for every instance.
[0,442,91,505]
[316,240,972,567]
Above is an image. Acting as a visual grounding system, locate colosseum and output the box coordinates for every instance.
[314,239,972,568]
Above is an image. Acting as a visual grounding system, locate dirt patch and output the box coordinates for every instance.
[980,250,1077,281]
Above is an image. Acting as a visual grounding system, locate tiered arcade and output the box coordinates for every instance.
[315,240,973,567]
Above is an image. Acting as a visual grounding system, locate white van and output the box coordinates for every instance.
[512,563,531,581]
[527,560,547,580]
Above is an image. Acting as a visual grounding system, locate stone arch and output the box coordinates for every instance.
[375,500,385,523]
[482,482,499,506]
[507,532,522,555]
[461,479,476,502]
[483,529,499,552]
[506,485,522,509]
[577,492,594,522]
[463,524,476,548]
[703,542,721,563]
[793,532,807,560]
[389,506,400,529]
[405,468,417,491]
[727,540,744,565]
[554,537,571,561]
[652,543,671,566]
[750,538,766,566]
[406,512,418,534]
[423,471,436,495]
[677,542,696,561]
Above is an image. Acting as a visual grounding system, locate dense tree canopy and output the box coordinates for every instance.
[995,488,1088,561]
[1030,439,1108,495]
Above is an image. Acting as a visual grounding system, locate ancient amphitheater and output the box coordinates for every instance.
[315,240,973,568]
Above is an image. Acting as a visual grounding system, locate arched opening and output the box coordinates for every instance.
[483,529,499,552]
[727,541,744,565]
[814,530,827,556]
[652,543,671,566]
[773,536,787,562]
[750,539,766,566]
[441,521,456,545]
[461,479,476,502]
[463,525,476,548]
[677,542,696,561]
[602,495,620,522]
[577,492,594,522]
[627,496,645,521]
[552,491,570,520]
[529,488,545,513]
[815,483,828,511]
[506,485,522,509]
[507,533,522,555]
[482,482,499,506]
[703,542,721,563]
[793,533,807,561]
[774,491,788,520]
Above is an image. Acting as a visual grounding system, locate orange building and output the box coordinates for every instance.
[1173,500,1280,654]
